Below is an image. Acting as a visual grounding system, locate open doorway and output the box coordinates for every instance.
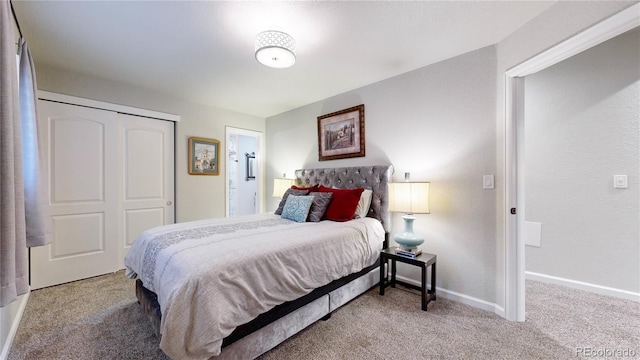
[522,28,639,298]
[504,4,639,321]
[225,127,264,217]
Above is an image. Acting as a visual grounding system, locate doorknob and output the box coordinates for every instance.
[167,201,173,206]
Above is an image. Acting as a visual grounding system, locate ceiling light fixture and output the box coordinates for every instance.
[255,30,296,69]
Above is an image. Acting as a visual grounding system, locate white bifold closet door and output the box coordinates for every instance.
[30,100,174,289]
[117,113,174,269]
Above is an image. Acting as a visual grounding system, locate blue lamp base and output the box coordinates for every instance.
[394,214,424,250]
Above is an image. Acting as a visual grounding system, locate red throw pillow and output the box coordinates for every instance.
[318,186,364,222]
[292,184,319,192]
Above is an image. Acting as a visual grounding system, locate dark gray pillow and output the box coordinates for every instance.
[275,189,309,215]
[307,192,333,222]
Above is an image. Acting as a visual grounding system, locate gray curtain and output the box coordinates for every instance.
[0,0,27,307]
[19,38,51,248]
[1,0,51,308]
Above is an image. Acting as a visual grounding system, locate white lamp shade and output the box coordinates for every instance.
[388,182,430,214]
[273,178,294,198]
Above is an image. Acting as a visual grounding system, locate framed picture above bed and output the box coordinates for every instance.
[188,137,220,175]
[317,104,365,161]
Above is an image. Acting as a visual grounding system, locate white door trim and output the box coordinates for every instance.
[225,127,264,217]
[504,3,639,321]
[38,90,180,122]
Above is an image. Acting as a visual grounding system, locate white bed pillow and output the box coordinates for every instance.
[354,189,373,219]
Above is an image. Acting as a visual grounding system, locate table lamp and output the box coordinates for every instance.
[388,179,430,251]
[273,177,294,198]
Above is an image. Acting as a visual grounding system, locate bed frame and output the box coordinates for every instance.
[135,164,393,359]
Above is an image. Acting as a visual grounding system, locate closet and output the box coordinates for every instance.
[30,93,176,289]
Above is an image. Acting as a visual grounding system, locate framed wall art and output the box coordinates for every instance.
[317,104,365,161]
[188,137,220,175]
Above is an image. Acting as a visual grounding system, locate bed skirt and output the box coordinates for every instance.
[135,259,381,359]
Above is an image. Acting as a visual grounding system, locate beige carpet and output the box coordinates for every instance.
[8,271,639,359]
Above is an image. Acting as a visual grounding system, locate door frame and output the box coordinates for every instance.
[503,3,639,321]
[37,91,181,122]
[225,127,264,217]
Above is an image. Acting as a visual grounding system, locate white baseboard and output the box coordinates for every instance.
[526,271,640,302]
[0,291,29,360]
[394,275,505,317]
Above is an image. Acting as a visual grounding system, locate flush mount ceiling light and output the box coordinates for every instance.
[255,30,296,69]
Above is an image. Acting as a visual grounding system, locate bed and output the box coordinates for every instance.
[126,165,393,359]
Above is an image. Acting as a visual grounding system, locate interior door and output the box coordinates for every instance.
[31,101,118,289]
[118,114,174,268]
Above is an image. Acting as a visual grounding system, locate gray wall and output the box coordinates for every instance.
[34,64,266,223]
[524,29,639,292]
[267,46,499,303]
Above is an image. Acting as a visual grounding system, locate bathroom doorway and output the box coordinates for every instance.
[226,127,263,217]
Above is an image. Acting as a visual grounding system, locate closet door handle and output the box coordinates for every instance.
[167,201,173,206]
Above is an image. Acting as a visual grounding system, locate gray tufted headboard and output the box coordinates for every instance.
[294,165,394,232]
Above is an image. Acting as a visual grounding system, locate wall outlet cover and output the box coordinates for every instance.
[613,175,628,189]
[483,175,495,189]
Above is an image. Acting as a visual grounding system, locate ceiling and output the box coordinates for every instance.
[12,1,556,118]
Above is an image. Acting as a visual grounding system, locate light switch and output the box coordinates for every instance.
[614,175,628,189]
[483,175,494,189]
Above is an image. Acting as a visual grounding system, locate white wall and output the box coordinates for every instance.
[267,46,499,303]
[494,0,636,309]
[34,64,266,223]
[524,29,639,292]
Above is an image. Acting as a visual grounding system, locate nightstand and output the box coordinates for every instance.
[379,247,436,311]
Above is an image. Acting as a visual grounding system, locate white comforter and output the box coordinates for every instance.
[124,213,384,360]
